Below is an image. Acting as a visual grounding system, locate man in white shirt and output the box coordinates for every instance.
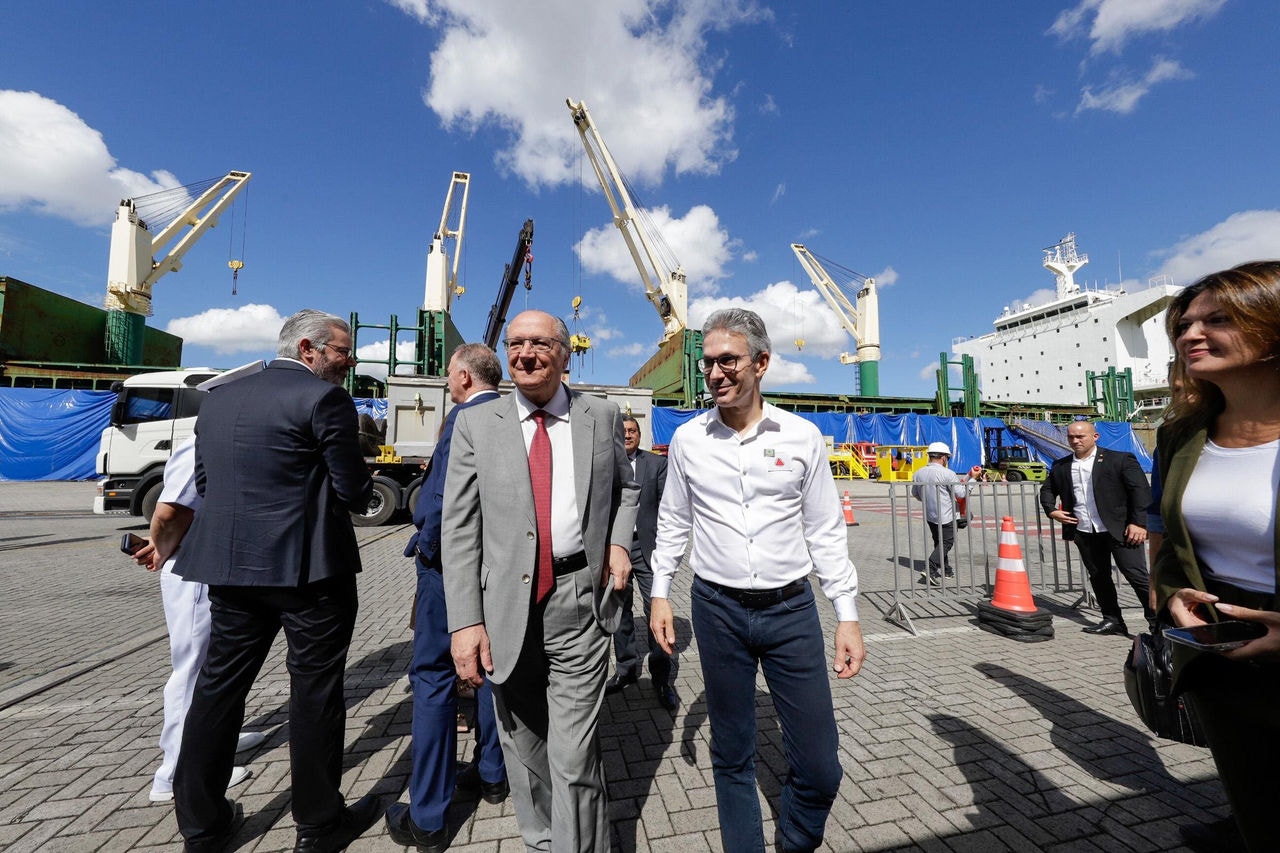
[649,308,864,853]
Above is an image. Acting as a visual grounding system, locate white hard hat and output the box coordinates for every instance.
[926,441,952,456]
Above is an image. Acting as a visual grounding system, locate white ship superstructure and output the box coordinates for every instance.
[952,234,1182,407]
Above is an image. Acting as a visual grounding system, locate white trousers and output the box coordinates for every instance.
[154,562,211,794]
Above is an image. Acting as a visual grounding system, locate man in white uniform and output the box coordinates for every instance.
[130,366,267,803]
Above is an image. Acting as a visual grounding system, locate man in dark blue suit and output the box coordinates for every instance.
[604,417,675,710]
[386,344,508,853]
[173,310,378,853]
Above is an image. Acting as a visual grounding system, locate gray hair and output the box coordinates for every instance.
[277,309,349,359]
[703,308,772,359]
[551,315,571,350]
[451,342,502,388]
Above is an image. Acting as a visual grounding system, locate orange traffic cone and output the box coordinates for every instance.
[989,516,1037,613]
[841,491,856,526]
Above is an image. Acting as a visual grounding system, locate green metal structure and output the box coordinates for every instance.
[935,352,980,418]
[1,276,182,387]
[1086,366,1135,421]
[346,308,465,394]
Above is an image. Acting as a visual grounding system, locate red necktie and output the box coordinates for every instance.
[529,410,554,603]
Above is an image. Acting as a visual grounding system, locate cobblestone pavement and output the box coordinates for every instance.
[0,481,1228,852]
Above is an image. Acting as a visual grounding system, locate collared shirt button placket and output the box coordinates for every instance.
[738,440,760,585]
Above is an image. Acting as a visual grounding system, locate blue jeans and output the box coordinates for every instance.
[691,576,842,853]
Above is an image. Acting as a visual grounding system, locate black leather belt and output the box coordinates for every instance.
[700,577,808,609]
[552,551,588,576]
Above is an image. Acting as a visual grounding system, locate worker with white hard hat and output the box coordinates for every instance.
[911,441,981,584]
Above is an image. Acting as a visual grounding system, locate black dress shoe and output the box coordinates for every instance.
[604,672,638,694]
[384,802,450,853]
[184,799,244,853]
[455,761,510,804]
[294,793,381,853]
[1082,617,1128,636]
[1178,816,1247,852]
[654,683,678,712]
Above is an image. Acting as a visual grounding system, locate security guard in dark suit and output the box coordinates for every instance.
[1040,420,1154,636]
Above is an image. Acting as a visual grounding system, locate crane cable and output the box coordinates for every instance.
[227,187,248,295]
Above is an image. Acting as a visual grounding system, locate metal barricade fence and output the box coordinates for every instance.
[885,481,1091,634]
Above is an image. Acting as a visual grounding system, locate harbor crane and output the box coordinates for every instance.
[423,171,470,312]
[790,243,881,397]
[104,170,252,365]
[566,99,688,344]
[482,219,535,350]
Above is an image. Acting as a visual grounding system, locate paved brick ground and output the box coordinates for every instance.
[0,481,1228,852]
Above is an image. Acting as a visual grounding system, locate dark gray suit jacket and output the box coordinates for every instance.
[632,449,667,567]
[177,360,372,586]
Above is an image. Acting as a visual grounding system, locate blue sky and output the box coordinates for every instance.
[2,0,1276,399]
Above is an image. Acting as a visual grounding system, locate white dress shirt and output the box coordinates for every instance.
[1070,448,1104,533]
[650,403,860,621]
[512,384,584,559]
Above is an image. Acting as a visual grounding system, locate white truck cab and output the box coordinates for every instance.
[93,368,217,518]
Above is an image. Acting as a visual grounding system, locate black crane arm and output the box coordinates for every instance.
[483,218,535,350]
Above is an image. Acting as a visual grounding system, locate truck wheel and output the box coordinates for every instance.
[352,479,398,527]
[405,482,422,517]
[140,481,164,521]
[1006,470,1024,482]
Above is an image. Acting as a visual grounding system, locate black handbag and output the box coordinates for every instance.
[1123,629,1207,747]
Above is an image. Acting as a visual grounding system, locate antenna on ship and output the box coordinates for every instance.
[1042,233,1089,299]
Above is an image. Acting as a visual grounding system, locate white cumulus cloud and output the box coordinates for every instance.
[872,266,899,287]
[1049,0,1227,55]
[691,280,851,359]
[354,338,421,382]
[165,304,285,355]
[1153,210,1280,285]
[0,90,181,227]
[576,203,736,295]
[391,0,768,189]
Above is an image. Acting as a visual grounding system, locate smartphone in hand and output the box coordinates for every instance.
[119,533,147,555]
[1165,620,1267,651]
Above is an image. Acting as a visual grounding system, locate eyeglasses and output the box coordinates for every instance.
[697,353,748,375]
[504,337,561,353]
[317,343,353,359]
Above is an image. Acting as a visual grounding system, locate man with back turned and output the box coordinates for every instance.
[173,309,379,853]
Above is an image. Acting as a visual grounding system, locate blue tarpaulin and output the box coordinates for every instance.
[0,386,1152,482]
[651,408,1149,475]
[0,388,115,481]
[0,389,389,482]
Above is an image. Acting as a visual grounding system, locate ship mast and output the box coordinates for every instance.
[1041,233,1089,299]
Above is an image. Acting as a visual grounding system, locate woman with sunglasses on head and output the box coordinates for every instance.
[1153,260,1280,851]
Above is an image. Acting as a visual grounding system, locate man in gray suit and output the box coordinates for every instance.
[443,309,639,853]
